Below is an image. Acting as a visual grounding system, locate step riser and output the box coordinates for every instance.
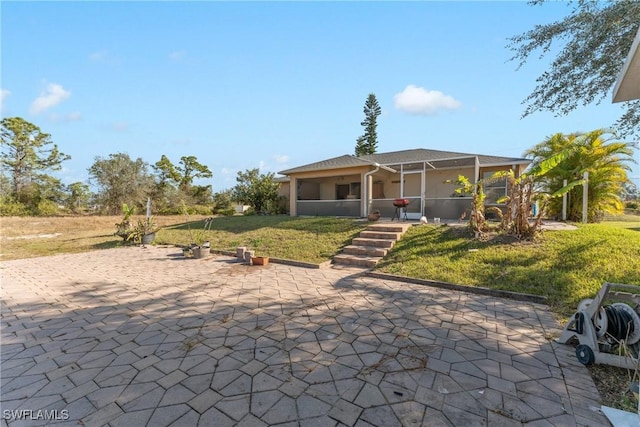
[366,225,411,233]
[359,231,401,240]
[352,238,395,248]
[333,255,379,268]
[343,246,387,257]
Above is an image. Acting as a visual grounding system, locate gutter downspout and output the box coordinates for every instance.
[474,156,480,183]
[363,163,381,217]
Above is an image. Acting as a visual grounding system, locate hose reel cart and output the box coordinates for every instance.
[558,282,640,369]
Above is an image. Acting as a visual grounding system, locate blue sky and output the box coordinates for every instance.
[2,1,638,192]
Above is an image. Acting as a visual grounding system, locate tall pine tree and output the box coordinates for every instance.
[355,93,381,156]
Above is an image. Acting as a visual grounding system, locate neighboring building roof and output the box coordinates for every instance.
[613,27,640,103]
[279,148,530,175]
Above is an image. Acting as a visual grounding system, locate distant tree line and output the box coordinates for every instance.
[0,117,635,220]
[0,117,283,216]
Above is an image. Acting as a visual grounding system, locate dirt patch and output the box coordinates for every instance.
[589,364,639,412]
[4,233,62,240]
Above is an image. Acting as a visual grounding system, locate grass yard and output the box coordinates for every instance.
[376,219,640,317]
[0,215,368,263]
[0,215,203,260]
[155,215,368,263]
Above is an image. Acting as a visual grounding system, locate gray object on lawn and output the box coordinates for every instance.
[558,282,640,369]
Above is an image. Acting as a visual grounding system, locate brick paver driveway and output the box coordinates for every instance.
[1,246,609,426]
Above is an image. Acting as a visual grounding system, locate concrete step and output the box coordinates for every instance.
[333,254,380,268]
[366,223,412,233]
[342,245,387,257]
[359,230,402,240]
[352,237,396,248]
[334,221,411,268]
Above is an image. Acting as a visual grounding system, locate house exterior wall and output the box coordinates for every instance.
[283,161,528,218]
[277,182,289,199]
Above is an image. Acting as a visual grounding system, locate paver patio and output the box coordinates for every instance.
[1,246,610,426]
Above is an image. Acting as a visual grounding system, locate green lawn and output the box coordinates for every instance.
[155,215,369,264]
[376,219,640,317]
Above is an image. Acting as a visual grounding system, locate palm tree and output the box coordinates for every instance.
[525,130,633,222]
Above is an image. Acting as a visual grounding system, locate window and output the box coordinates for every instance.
[483,172,507,204]
[336,183,361,200]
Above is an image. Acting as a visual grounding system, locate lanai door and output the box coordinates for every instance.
[402,170,423,220]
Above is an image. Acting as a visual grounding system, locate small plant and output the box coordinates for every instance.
[126,216,159,244]
[191,229,210,247]
[249,237,264,249]
[115,203,136,240]
[446,175,492,238]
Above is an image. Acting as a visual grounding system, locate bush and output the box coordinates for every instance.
[156,206,183,215]
[0,198,29,216]
[219,207,236,217]
[189,205,213,216]
[277,196,289,215]
[36,200,61,216]
[212,191,234,215]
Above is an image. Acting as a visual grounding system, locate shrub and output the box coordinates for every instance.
[277,196,289,215]
[219,207,236,217]
[189,205,213,216]
[212,191,234,215]
[625,201,638,213]
[36,200,60,216]
[0,198,29,216]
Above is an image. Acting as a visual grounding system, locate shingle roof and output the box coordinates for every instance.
[279,148,530,175]
[359,148,529,166]
[278,154,376,175]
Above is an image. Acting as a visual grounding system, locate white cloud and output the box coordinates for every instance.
[30,83,71,115]
[221,168,234,175]
[89,50,108,62]
[50,112,82,122]
[1,88,10,111]
[111,121,130,132]
[88,50,119,64]
[68,111,82,121]
[272,154,289,164]
[171,137,191,145]
[168,50,187,62]
[393,85,462,115]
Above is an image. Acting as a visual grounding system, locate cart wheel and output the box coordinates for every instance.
[576,344,595,365]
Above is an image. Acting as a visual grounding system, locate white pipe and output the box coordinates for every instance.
[562,179,567,221]
[583,171,589,223]
[363,163,381,216]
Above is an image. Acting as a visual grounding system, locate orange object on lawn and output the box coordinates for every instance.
[252,256,269,266]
